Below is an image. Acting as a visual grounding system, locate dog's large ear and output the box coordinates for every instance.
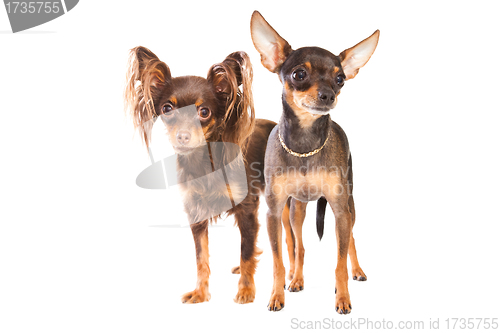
[339,30,380,80]
[207,51,255,152]
[250,11,292,73]
[124,46,171,146]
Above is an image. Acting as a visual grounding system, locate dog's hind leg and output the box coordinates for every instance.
[346,156,367,281]
[348,196,367,281]
[282,197,295,280]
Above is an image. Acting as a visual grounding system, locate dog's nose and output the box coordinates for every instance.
[318,89,335,105]
[176,130,191,145]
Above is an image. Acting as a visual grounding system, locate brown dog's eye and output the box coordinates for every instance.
[162,103,174,114]
[292,69,307,81]
[199,107,211,119]
[336,75,345,86]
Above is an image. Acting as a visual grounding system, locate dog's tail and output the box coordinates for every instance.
[316,197,327,240]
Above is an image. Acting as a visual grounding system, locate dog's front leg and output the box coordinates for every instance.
[288,199,307,292]
[233,201,261,304]
[266,194,288,311]
[181,220,211,304]
[327,196,353,314]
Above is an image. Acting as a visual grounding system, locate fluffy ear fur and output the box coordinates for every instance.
[250,11,292,73]
[124,46,171,146]
[207,51,255,154]
[339,30,380,80]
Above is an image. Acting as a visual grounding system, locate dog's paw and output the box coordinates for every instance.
[352,267,367,281]
[267,291,285,311]
[335,294,352,315]
[288,277,304,292]
[234,285,255,304]
[181,289,211,304]
[231,266,241,274]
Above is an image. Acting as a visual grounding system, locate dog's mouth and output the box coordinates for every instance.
[302,104,333,115]
[173,146,196,154]
[173,143,208,155]
[302,97,339,115]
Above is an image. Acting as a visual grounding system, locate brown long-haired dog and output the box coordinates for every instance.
[124,46,277,304]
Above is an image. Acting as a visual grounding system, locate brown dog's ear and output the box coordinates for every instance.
[207,51,255,152]
[124,46,171,146]
[339,30,380,80]
[250,11,292,73]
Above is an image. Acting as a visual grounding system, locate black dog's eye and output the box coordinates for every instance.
[292,69,307,81]
[198,107,211,119]
[336,75,345,86]
[162,103,174,114]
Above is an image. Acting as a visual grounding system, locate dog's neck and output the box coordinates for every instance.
[278,98,330,154]
[176,145,213,180]
[176,141,237,180]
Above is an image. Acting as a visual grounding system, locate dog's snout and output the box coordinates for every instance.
[176,130,191,145]
[318,89,335,105]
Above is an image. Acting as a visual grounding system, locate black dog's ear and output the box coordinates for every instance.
[207,51,255,151]
[250,11,292,73]
[124,46,172,146]
[339,30,380,80]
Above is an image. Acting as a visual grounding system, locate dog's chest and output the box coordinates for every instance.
[270,169,342,202]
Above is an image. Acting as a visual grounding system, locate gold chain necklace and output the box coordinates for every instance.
[278,131,329,158]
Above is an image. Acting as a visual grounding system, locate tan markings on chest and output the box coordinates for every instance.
[269,170,343,201]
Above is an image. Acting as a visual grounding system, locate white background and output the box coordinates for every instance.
[1,1,499,332]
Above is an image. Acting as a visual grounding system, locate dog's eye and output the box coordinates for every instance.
[198,107,211,119]
[292,69,307,81]
[162,103,174,114]
[336,75,345,86]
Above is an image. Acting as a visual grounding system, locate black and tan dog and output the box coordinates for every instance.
[250,11,379,313]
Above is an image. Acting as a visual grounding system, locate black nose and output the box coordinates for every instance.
[176,130,191,145]
[318,89,335,105]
